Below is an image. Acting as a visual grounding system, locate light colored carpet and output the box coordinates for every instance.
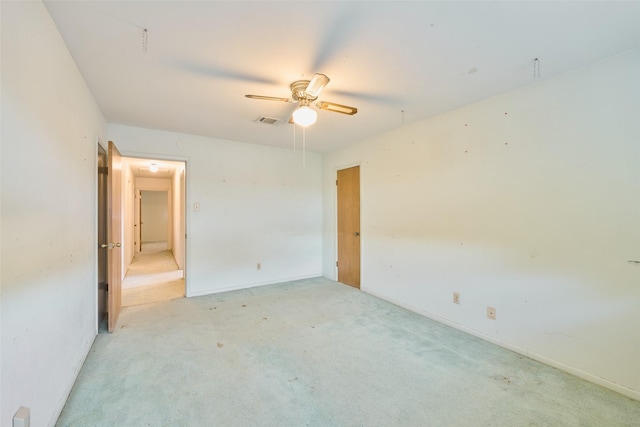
[140,240,169,253]
[57,277,639,426]
[122,241,184,306]
[123,268,184,289]
[121,279,185,307]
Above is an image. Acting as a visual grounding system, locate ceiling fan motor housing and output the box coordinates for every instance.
[290,80,314,101]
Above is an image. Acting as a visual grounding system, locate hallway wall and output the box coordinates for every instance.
[1,1,106,425]
[135,177,173,251]
[172,164,186,269]
[141,191,169,243]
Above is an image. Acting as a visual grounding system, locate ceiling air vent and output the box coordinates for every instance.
[254,116,281,125]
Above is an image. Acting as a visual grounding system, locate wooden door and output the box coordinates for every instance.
[337,166,361,288]
[107,140,123,332]
[97,144,108,326]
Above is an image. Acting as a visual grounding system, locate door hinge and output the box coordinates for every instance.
[336,179,338,185]
[336,261,339,267]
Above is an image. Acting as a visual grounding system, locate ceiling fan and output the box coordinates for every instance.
[245,73,358,127]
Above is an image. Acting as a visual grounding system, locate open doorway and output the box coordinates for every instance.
[120,157,187,306]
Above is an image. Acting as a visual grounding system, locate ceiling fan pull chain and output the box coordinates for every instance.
[303,127,306,168]
[293,122,296,152]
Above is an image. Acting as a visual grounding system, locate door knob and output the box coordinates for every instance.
[354,232,360,237]
[99,243,121,249]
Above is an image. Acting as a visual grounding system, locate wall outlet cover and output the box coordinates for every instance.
[13,406,30,427]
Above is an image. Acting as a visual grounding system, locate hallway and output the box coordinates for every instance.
[122,241,184,307]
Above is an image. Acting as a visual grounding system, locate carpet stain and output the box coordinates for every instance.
[492,375,511,384]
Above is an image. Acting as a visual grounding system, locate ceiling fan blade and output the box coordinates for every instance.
[245,94,291,102]
[317,101,358,115]
[305,73,330,98]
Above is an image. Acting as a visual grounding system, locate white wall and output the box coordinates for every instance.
[1,1,106,425]
[108,124,323,297]
[141,191,169,243]
[323,50,640,399]
[136,177,173,250]
[136,177,172,190]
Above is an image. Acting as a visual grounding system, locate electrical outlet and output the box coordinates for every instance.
[256,262,261,270]
[193,202,200,212]
[487,306,496,320]
[453,292,460,304]
[13,407,30,427]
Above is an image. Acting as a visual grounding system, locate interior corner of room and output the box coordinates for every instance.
[2,0,639,425]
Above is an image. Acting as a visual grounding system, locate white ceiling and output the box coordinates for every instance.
[45,1,640,153]
[124,156,185,178]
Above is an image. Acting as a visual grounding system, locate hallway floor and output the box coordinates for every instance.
[58,277,639,426]
[122,241,184,307]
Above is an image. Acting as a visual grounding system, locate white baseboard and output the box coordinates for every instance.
[186,273,323,298]
[362,287,640,402]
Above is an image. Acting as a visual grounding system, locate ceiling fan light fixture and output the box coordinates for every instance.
[149,163,159,173]
[292,105,317,127]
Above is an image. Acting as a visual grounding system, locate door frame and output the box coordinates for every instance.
[335,162,362,286]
